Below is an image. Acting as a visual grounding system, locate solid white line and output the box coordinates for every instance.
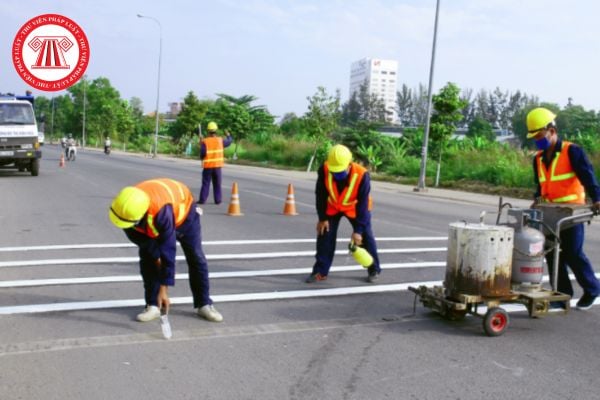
[2,273,599,315]
[0,280,443,315]
[0,262,446,288]
[0,237,446,252]
[0,248,447,268]
[3,279,598,315]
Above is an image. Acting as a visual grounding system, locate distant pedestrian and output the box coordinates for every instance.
[109,178,223,323]
[198,121,233,204]
[307,144,381,283]
[528,107,600,310]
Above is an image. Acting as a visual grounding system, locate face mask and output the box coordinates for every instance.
[535,136,551,151]
[333,170,349,181]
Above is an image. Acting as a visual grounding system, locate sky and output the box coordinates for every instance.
[2,0,600,120]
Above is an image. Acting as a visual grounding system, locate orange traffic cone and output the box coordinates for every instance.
[283,183,299,216]
[59,153,65,167]
[227,182,244,216]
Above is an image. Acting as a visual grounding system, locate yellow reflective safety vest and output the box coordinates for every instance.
[536,141,585,204]
[134,178,194,238]
[202,136,224,168]
[323,162,372,218]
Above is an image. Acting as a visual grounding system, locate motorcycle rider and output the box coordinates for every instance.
[65,134,77,160]
[104,137,111,154]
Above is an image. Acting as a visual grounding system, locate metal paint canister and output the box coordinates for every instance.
[444,222,514,299]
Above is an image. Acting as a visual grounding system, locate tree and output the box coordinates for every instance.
[204,93,276,158]
[412,83,429,125]
[341,92,361,126]
[169,91,210,141]
[467,116,495,141]
[341,81,386,126]
[279,113,306,137]
[303,86,341,171]
[68,77,135,147]
[429,82,467,186]
[396,84,414,127]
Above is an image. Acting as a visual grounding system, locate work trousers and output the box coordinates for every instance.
[199,167,222,204]
[139,209,212,309]
[311,212,381,276]
[546,223,600,297]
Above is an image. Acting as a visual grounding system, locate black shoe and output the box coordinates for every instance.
[549,301,567,310]
[306,273,327,283]
[196,201,204,205]
[576,293,597,310]
[367,271,379,283]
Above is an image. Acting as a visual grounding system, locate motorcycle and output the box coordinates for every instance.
[66,145,77,161]
[104,145,111,155]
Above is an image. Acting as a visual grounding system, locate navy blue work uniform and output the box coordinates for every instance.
[199,135,233,204]
[533,139,600,298]
[311,164,381,277]
[124,204,212,309]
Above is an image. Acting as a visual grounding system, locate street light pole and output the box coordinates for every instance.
[82,76,86,149]
[137,14,162,158]
[415,0,441,192]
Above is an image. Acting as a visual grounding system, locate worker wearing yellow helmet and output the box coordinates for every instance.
[527,107,600,310]
[198,121,233,205]
[306,144,381,283]
[109,178,223,323]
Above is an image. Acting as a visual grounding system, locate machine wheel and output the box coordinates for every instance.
[30,159,40,176]
[483,307,509,337]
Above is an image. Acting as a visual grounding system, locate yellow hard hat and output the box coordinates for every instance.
[526,108,556,139]
[327,144,352,173]
[207,122,218,132]
[108,186,150,229]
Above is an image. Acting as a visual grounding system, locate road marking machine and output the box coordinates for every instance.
[409,199,596,336]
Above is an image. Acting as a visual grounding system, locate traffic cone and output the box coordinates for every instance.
[283,183,299,216]
[227,182,243,216]
[59,153,65,167]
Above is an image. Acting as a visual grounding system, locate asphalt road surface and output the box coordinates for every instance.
[1,145,600,400]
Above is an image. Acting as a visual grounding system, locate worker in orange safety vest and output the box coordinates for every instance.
[306,144,381,284]
[528,107,600,310]
[198,121,233,204]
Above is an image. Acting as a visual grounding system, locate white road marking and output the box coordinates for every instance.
[0,237,446,252]
[0,280,442,315]
[0,261,446,288]
[0,247,447,268]
[2,279,598,315]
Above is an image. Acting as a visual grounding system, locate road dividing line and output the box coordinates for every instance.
[0,261,446,288]
[0,248,447,268]
[0,237,446,252]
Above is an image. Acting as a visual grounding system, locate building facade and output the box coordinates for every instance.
[349,58,398,123]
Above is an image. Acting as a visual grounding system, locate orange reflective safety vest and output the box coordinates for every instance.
[536,141,586,204]
[324,162,372,218]
[202,136,224,168]
[134,178,194,238]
